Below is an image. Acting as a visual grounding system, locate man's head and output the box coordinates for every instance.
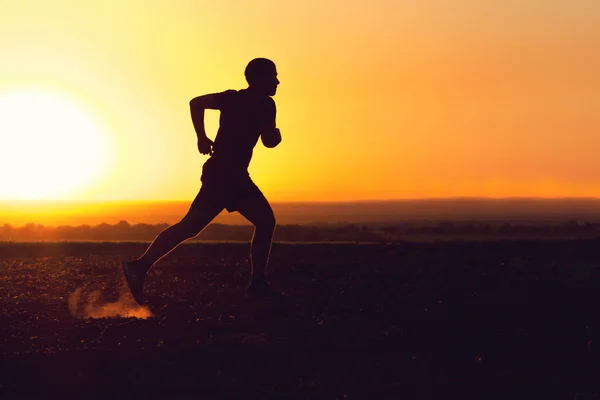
[245,58,279,96]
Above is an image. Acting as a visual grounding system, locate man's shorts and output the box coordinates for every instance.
[191,174,265,213]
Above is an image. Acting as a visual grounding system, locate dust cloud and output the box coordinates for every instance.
[68,285,153,319]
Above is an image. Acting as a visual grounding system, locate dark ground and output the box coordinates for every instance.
[2,240,600,399]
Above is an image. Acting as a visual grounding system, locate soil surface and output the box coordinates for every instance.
[2,240,600,399]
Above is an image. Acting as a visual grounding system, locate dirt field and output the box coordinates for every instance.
[2,240,600,399]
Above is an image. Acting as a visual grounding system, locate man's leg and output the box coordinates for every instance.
[136,204,222,271]
[235,189,276,286]
[123,194,223,305]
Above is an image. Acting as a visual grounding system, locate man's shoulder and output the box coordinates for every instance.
[212,89,239,108]
[227,90,275,112]
[220,89,239,96]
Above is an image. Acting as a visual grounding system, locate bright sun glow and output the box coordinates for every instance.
[0,89,112,200]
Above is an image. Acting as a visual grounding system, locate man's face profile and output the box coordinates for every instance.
[255,67,279,97]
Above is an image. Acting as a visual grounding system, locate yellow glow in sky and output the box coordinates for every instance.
[1,0,599,202]
[0,89,112,199]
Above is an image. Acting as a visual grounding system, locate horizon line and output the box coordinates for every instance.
[3,196,600,204]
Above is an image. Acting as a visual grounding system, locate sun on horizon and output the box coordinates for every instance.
[0,88,113,200]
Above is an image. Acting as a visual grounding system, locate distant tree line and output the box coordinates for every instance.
[1,220,600,242]
[0,221,385,242]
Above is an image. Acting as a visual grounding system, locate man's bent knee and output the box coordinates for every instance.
[255,214,276,233]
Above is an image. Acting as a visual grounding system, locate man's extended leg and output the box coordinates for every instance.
[139,206,222,270]
[123,201,223,305]
[235,188,278,294]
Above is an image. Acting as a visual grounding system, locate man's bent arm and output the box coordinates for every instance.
[189,94,222,139]
[261,127,282,148]
[190,108,207,139]
[260,98,281,148]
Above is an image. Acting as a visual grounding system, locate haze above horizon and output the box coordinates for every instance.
[3,198,600,227]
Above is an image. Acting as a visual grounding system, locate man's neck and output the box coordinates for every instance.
[246,86,266,99]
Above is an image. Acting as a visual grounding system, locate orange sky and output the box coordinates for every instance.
[1,1,599,202]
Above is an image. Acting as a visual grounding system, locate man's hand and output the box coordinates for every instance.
[261,127,281,148]
[197,136,214,155]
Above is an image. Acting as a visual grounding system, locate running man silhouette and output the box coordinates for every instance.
[122,58,282,305]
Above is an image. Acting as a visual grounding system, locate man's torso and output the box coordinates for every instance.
[203,89,275,181]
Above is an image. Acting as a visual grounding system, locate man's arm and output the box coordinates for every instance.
[260,98,281,148]
[190,91,234,155]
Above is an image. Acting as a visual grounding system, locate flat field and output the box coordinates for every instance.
[1,240,600,399]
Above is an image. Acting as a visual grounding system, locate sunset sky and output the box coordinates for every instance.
[1,0,599,202]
